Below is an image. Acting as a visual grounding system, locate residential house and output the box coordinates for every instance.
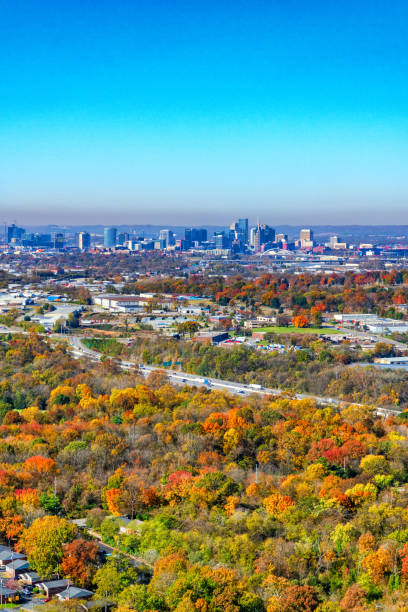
[5,558,29,578]
[19,571,42,586]
[0,583,20,604]
[57,587,94,601]
[38,580,69,597]
[0,550,26,566]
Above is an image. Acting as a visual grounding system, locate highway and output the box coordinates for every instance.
[0,327,401,418]
[67,336,401,418]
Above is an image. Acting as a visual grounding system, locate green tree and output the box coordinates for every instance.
[40,493,63,515]
[53,318,66,333]
[67,312,80,328]
[118,585,166,611]
[94,557,139,601]
[177,321,200,337]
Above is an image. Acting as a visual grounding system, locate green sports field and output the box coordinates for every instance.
[253,326,343,335]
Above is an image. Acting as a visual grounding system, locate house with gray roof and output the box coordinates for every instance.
[57,586,94,600]
[38,579,69,597]
[5,557,29,578]
[0,550,26,566]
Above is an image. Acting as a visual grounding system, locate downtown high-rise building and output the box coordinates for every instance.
[230,218,249,244]
[299,228,314,248]
[54,233,65,249]
[251,224,276,252]
[184,227,207,248]
[117,232,129,245]
[78,231,91,250]
[104,227,117,248]
[7,224,25,244]
[214,232,229,249]
[275,233,288,244]
[159,229,175,247]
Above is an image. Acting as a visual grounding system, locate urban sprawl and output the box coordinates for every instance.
[2,219,408,610]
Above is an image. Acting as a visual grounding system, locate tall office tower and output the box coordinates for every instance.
[300,228,313,242]
[184,228,192,249]
[215,232,229,249]
[54,233,65,249]
[230,218,249,244]
[252,225,262,253]
[253,228,262,253]
[104,227,117,248]
[7,224,25,243]
[299,228,314,248]
[275,233,288,243]
[193,228,207,243]
[185,227,207,248]
[249,226,257,247]
[329,236,338,248]
[252,224,276,252]
[78,231,91,250]
[159,229,175,247]
[262,224,275,244]
[229,223,237,243]
[237,218,249,244]
[117,232,129,245]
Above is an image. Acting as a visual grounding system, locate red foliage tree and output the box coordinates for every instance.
[61,538,100,587]
[280,585,319,611]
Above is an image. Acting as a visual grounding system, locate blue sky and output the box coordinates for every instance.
[1,0,408,225]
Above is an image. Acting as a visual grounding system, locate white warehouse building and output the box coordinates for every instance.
[334,313,408,334]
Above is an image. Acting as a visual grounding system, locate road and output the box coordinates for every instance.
[336,326,408,350]
[86,528,152,571]
[66,335,401,418]
[0,326,401,418]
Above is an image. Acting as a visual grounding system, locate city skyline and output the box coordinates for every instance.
[5,219,408,256]
[2,1,408,223]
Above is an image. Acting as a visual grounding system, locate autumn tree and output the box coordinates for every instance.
[277,585,319,612]
[177,321,200,337]
[61,539,100,587]
[18,516,77,578]
[291,315,309,328]
[340,584,367,611]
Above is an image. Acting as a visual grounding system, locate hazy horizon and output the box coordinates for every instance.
[2,1,408,223]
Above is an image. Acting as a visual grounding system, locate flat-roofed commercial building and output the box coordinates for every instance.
[94,294,172,312]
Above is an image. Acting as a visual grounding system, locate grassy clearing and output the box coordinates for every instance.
[253,326,343,335]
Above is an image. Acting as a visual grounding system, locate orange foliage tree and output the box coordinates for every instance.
[61,538,100,587]
[291,314,309,328]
